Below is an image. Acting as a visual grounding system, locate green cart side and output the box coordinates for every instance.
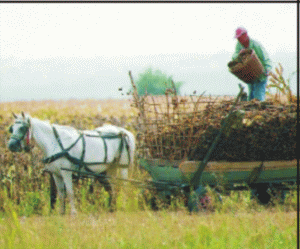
[139,158,297,210]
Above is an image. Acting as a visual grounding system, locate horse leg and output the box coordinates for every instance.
[61,170,77,215]
[49,174,57,210]
[104,180,114,212]
[52,174,66,215]
[106,167,118,212]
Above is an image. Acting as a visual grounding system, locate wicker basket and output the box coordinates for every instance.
[228,49,264,84]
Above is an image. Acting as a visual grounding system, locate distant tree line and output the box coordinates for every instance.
[135,67,184,96]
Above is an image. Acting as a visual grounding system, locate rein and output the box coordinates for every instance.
[43,126,131,173]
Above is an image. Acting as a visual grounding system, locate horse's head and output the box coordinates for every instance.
[8,112,32,153]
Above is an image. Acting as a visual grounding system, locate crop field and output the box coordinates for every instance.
[0,97,298,249]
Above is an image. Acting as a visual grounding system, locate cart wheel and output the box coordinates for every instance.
[251,184,286,205]
[188,193,211,213]
[251,184,270,205]
[188,186,210,213]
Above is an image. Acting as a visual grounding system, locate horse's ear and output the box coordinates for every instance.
[21,112,25,118]
[9,125,13,133]
[12,112,18,119]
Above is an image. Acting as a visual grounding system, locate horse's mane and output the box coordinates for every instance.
[53,123,77,132]
[30,117,76,133]
[16,114,85,136]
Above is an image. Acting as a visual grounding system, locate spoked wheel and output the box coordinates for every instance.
[251,183,287,205]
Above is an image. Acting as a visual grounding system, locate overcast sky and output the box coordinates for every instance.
[0,3,298,101]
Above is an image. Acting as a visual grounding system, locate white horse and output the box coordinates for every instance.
[7,112,135,215]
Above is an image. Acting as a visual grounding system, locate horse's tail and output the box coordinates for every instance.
[119,128,135,167]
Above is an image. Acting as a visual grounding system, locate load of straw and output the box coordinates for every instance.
[129,72,296,162]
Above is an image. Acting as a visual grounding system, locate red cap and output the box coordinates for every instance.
[235,27,247,38]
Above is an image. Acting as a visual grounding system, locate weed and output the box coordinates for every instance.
[266,63,296,104]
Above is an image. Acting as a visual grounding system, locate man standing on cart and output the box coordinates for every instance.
[232,27,272,101]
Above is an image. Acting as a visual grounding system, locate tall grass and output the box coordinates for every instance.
[0,199,297,248]
[0,177,297,248]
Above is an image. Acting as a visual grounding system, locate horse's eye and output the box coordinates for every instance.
[9,126,13,133]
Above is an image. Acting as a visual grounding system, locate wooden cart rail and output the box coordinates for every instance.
[143,159,297,172]
[140,159,297,187]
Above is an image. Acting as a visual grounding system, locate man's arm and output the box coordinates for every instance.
[253,41,272,74]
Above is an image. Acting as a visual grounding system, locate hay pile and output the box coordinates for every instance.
[189,101,296,162]
[134,94,296,162]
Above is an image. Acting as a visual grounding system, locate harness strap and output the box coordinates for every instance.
[52,127,64,149]
[81,134,86,162]
[124,135,131,165]
[53,126,83,152]
[43,126,131,173]
[77,134,87,176]
[111,133,131,168]
[43,127,83,164]
[113,133,124,164]
[103,138,108,163]
[43,151,69,164]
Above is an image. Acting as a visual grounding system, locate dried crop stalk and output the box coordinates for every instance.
[129,75,294,162]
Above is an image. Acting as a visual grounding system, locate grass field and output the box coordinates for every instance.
[0,209,297,249]
[0,97,298,248]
